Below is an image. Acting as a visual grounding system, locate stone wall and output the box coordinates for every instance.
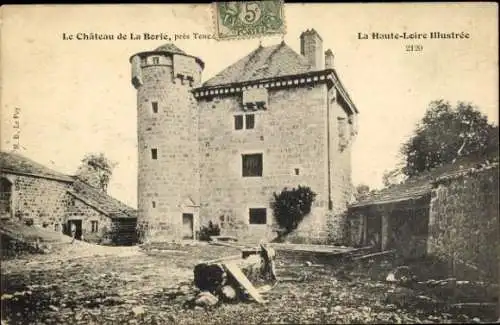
[198,84,330,243]
[196,81,356,243]
[428,165,499,282]
[292,86,355,243]
[328,86,355,217]
[1,173,135,245]
[66,196,112,243]
[2,174,72,227]
[135,53,202,242]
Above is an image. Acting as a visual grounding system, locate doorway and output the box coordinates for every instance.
[0,177,12,218]
[67,220,83,240]
[182,213,194,239]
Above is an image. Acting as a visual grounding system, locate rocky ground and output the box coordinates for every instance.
[1,241,498,324]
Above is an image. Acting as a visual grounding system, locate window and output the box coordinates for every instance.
[151,148,158,160]
[54,223,60,232]
[234,115,243,130]
[249,208,267,225]
[246,114,255,129]
[242,153,263,177]
[234,113,255,130]
[152,102,158,113]
[152,56,160,64]
[91,221,98,233]
[294,168,300,175]
[152,201,156,208]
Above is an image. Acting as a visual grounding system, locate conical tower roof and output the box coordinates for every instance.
[154,43,186,55]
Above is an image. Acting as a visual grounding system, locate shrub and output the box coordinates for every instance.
[271,185,317,234]
[199,221,221,241]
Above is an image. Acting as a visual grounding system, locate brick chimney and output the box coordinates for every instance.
[325,49,334,70]
[300,29,323,70]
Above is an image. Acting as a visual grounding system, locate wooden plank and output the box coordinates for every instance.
[223,262,265,304]
[353,249,396,261]
[452,302,497,308]
[198,254,242,265]
[208,241,247,249]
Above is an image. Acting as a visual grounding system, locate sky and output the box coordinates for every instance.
[1,3,498,208]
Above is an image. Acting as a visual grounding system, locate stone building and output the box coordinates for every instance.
[130,29,359,243]
[347,155,499,283]
[0,151,137,245]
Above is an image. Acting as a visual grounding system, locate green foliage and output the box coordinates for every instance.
[354,184,370,201]
[382,167,407,187]
[79,153,117,191]
[198,221,221,241]
[81,152,117,173]
[270,185,317,234]
[401,100,498,177]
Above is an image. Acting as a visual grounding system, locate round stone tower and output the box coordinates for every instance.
[130,44,204,242]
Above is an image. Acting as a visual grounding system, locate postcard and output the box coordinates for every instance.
[1,3,498,324]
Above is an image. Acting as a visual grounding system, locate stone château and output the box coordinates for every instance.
[130,29,359,243]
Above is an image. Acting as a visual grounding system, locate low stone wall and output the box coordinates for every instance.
[428,165,499,283]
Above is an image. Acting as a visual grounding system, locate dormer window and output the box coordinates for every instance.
[242,88,268,111]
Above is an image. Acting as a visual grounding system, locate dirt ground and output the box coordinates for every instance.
[1,242,497,324]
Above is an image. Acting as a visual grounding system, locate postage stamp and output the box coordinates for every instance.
[213,1,286,40]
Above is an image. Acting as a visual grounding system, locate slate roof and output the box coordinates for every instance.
[68,179,137,219]
[130,43,205,69]
[350,155,499,208]
[154,43,186,55]
[0,151,137,220]
[203,42,313,87]
[0,151,73,183]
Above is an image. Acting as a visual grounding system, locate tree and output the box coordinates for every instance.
[401,100,498,177]
[382,167,407,187]
[270,185,317,234]
[76,153,117,191]
[354,184,370,201]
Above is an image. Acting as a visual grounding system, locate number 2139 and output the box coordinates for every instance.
[406,44,423,52]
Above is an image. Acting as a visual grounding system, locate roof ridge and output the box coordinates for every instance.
[202,41,314,87]
[72,179,137,218]
[242,45,266,73]
[264,42,285,66]
[0,151,73,182]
